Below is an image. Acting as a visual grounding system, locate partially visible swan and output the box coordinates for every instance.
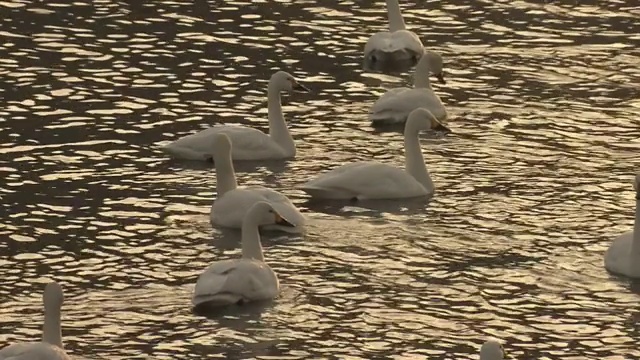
[193,201,292,308]
[369,51,447,125]
[480,339,506,360]
[364,0,424,64]
[604,172,640,278]
[160,70,310,161]
[209,133,305,233]
[299,108,449,200]
[0,282,72,360]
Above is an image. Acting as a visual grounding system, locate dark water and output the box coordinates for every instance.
[1,0,639,359]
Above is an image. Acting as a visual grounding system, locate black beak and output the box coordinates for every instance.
[275,214,296,227]
[293,82,310,93]
[435,72,446,85]
[434,122,451,134]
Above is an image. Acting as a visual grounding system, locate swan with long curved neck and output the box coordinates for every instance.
[480,339,506,360]
[364,0,425,64]
[604,172,640,278]
[209,132,305,233]
[193,201,293,309]
[0,282,72,360]
[369,51,448,125]
[299,108,449,200]
[160,70,310,161]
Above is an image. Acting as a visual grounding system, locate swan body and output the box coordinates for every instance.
[0,283,72,360]
[161,71,309,161]
[299,108,449,200]
[209,133,305,233]
[480,339,506,360]
[364,0,424,64]
[604,173,640,278]
[193,201,292,308]
[369,51,447,125]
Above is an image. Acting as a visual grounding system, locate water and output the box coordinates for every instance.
[1,0,639,359]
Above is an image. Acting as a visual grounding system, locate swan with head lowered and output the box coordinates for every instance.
[193,201,292,309]
[209,133,305,233]
[604,172,640,278]
[480,339,507,360]
[0,282,72,360]
[364,0,424,65]
[299,108,449,201]
[160,70,310,162]
[369,51,447,125]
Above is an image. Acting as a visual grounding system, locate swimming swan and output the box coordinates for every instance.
[480,339,506,360]
[369,51,447,125]
[161,71,310,161]
[209,133,305,233]
[0,282,72,360]
[364,0,424,64]
[604,172,640,278]
[299,108,449,200]
[193,201,292,308]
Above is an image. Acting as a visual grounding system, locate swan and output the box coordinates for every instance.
[299,108,449,201]
[193,201,291,308]
[0,282,72,360]
[480,339,506,360]
[604,172,640,278]
[209,132,305,233]
[160,70,310,161]
[364,0,424,64]
[369,50,447,125]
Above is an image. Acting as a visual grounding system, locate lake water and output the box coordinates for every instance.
[1,0,639,359]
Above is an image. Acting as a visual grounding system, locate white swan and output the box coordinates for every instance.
[193,201,290,308]
[160,70,310,161]
[369,51,447,125]
[364,0,424,64]
[0,282,72,360]
[209,133,305,233]
[480,339,506,360]
[604,172,640,278]
[299,108,448,200]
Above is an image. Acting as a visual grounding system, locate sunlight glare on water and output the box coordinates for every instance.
[0,0,639,359]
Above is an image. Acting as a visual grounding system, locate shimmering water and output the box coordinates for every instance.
[1,0,639,359]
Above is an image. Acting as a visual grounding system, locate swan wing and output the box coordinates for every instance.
[162,126,282,161]
[364,31,423,56]
[0,342,70,360]
[369,88,446,124]
[300,161,427,200]
[193,259,279,306]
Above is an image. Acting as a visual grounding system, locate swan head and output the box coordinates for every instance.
[270,71,310,93]
[211,133,232,155]
[480,339,506,360]
[43,282,64,312]
[421,51,445,84]
[406,107,451,133]
[247,201,296,227]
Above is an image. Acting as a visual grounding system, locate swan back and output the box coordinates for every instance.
[405,108,450,134]
[480,339,505,360]
[270,71,310,93]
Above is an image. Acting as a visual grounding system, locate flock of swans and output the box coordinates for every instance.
[2,0,638,359]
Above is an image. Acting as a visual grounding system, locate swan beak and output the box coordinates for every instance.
[274,212,296,227]
[434,122,452,133]
[435,72,446,84]
[293,82,311,93]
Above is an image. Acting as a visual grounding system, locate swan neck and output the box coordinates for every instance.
[241,217,265,262]
[413,61,432,88]
[385,0,406,32]
[633,196,640,252]
[267,82,295,156]
[404,128,432,192]
[42,307,63,348]
[213,151,237,197]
